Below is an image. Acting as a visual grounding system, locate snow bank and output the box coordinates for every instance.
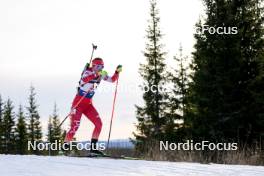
[0,155,263,176]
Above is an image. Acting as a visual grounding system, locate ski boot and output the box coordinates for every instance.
[89,138,106,156]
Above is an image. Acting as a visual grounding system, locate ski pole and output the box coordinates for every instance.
[88,43,97,67]
[107,77,119,149]
[58,43,97,128]
[58,92,89,128]
[81,43,98,77]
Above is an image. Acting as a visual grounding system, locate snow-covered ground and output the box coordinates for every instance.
[0,155,263,176]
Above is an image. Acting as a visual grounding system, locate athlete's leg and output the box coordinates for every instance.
[64,96,84,142]
[64,108,82,142]
[83,104,102,140]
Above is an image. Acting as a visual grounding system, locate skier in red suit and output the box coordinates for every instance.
[65,57,122,155]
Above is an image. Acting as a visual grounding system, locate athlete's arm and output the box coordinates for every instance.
[101,65,122,83]
[82,70,97,83]
[103,72,119,83]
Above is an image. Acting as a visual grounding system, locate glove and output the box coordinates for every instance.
[98,70,108,77]
[116,65,122,73]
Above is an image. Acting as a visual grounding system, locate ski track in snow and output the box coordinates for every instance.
[0,155,263,176]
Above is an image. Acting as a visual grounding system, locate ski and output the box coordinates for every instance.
[76,154,140,160]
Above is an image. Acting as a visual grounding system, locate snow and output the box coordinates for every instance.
[0,155,263,176]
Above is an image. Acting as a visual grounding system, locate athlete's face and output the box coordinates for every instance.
[93,64,104,72]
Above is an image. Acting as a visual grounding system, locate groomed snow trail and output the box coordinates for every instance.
[0,155,263,176]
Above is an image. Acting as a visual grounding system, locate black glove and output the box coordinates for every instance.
[115,65,122,73]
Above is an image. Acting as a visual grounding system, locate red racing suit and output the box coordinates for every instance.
[65,67,118,142]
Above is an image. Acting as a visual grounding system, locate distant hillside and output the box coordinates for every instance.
[80,139,134,149]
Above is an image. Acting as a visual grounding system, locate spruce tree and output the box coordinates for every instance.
[27,86,42,154]
[134,0,167,149]
[2,98,15,154]
[47,103,62,155]
[189,0,264,144]
[51,103,62,143]
[15,105,28,154]
[166,45,190,141]
[0,95,3,153]
[47,117,53,156]
[47,117,53,143]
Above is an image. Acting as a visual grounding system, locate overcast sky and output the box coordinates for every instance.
[0,0,204,141]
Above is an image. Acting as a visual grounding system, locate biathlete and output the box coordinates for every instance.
[65,57,122,155]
